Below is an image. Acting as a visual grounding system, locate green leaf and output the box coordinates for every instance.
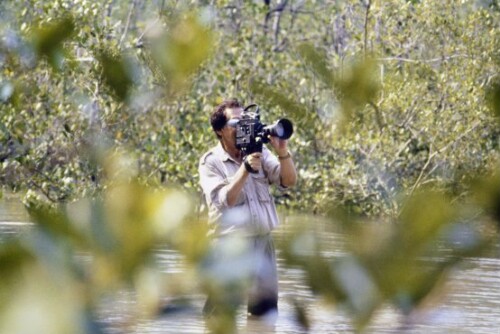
[249,80,318,127]
[25,201,88,249]
[31,16,75,70]
[149,12,214,89]
[486,79,500,122]
[97,50,133,102]
[398,189,454,251]
[0,242,34,310]
[297,43,335,88]
[335,57,380,125]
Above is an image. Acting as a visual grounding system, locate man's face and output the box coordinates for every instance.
[218,107,243,145]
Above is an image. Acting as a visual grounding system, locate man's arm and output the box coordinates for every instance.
[225,164,249,207]
[269,137,297,187]
[226,153,262,206]
[200,152,262,209]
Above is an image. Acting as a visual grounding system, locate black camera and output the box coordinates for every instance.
[230,104,293,157]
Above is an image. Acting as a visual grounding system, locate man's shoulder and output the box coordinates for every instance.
[200,150,213,165]
[200,147,220,165]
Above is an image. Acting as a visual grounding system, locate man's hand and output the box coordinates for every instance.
[245,152,262,172]
[269,136,288,157]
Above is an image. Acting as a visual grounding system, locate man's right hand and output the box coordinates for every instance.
[245,152,262,173]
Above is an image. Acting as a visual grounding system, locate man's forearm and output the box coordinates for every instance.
[279,153,297,187]
[225,164,249,207]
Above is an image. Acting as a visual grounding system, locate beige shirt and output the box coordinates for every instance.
[199,142,284,236]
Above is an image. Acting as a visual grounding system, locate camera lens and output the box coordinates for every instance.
[265,119,293,140]
[274,123,284,137]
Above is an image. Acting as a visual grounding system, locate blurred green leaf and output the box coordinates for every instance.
[149,13,214,90]
[31,16,75,70]
[486,79,500,121]
[0,82,15,103]
[249,80,320,128]
[297,43,335,88]
[471,171,500,229]
[335,57,380,127]
[97,50,133,102]
[25,201,89,249]
[0,242,34,310]
[399,189,454,251]
[291,298,310,331]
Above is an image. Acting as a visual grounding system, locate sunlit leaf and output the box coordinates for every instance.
[0,257,88,334]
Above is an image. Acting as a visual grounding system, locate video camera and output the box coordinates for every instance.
[228,104,294,157]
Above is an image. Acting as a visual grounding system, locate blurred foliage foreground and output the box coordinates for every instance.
[0,147,499,334]
[1,2,500,334]
[0,148,499,334]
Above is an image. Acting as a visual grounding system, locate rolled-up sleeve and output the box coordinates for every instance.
[199,155,229,210]
[262,147,284,189]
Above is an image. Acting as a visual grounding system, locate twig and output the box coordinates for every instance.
[272,0,289,50]
[369,101,384,130]
[363,0,371,57]
[119,0,137,50]
[75,57,95,62]
[407,120,481,199]
[135,18,160,48]
[408,144,435,199]
[378,54,471,64]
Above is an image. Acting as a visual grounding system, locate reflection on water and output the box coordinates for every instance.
[1,197,499,333]
[0,195,31,243]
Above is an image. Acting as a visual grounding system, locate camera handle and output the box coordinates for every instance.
[241,136,262,174]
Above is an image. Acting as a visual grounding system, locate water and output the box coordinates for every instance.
[1,197,500,333]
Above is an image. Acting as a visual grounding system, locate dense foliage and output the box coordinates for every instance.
[1,0,499,216]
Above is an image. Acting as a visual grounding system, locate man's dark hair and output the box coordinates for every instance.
[211,98,242,139]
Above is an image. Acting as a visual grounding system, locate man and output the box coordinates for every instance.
[198,98,297,317]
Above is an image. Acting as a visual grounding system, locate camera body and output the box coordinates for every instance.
[233,104,293,157]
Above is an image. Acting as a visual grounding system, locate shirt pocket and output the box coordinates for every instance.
[251,174,272,202]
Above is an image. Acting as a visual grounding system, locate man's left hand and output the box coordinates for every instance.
[269,136,288,157]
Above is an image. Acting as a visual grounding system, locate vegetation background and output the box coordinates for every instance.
[1,0,500,333]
